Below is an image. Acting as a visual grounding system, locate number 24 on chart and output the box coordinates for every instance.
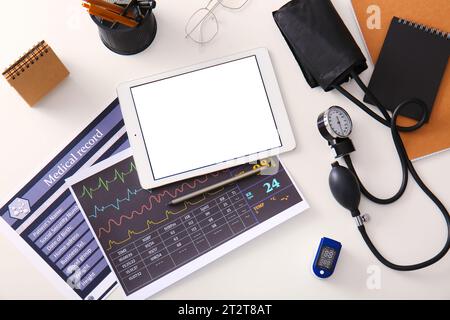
[263,179,281,194]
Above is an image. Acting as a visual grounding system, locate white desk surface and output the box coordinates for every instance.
[1,0,449,300]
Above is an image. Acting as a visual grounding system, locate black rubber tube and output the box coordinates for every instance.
[332,73,450,271]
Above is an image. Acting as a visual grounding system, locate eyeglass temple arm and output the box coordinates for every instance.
[185,1,221,37]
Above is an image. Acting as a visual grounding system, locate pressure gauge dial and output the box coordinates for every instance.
[318,106,353,141]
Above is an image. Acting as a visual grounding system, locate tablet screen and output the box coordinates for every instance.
[130,55,282,180]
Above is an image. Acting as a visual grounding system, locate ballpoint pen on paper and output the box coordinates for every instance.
[168,166,269,206]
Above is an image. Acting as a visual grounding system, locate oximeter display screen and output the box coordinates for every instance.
[317,246,336,270]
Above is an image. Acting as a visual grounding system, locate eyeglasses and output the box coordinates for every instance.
[185,0,249,44]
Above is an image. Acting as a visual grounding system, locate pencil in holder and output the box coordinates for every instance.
[91,4,157,55]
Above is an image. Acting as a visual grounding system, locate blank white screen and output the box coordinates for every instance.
[130,56,282,180]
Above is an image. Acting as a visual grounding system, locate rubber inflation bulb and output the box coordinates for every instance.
[329,162,361,216]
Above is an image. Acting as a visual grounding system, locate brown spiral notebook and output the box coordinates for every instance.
[2,41,69,107]
[351,0,450,160]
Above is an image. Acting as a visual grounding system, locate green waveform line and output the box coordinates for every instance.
[80,161,137,199]
[89,187,145,218]
[89,188,147,218]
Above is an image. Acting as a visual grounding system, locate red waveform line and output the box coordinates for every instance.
[97,172,221,238]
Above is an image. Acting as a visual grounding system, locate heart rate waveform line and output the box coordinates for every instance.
[103,193,215,251]
[97,172,222,239]
[89,188,146,219]
[80,161,137,199]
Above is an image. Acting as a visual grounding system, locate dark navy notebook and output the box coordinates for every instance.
[365,17,450,121]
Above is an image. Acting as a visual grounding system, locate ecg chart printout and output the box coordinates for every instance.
[68,149,309,299]
[0,100,129,299]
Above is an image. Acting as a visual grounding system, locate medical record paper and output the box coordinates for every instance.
[0,100,128,299]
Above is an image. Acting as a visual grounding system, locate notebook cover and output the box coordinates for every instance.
[365,18,449,121]
[351,0,450,160]
[3,42,69,106]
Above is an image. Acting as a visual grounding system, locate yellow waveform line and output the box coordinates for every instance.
[80,162,137,199]
[105,188,224,251]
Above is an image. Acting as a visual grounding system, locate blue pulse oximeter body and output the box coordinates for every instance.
[312,237,342,279]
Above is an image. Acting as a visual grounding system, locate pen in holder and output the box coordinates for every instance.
[90,1,157,55]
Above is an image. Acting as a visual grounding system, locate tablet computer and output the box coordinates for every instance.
[117,48,296,189]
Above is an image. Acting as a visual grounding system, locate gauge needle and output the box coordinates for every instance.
[337,117,344,133]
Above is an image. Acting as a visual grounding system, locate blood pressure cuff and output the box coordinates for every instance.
[273,0,368,91]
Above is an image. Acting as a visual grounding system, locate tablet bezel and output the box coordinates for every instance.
[117,48,296,189]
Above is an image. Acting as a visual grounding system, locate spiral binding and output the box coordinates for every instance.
[2,40,50,81]
[397,18,450,40]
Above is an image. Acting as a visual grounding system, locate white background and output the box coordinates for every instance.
[0,0,449,299]
[131,56,281,180]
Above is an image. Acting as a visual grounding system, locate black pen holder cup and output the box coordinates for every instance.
[91,9,157,55]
